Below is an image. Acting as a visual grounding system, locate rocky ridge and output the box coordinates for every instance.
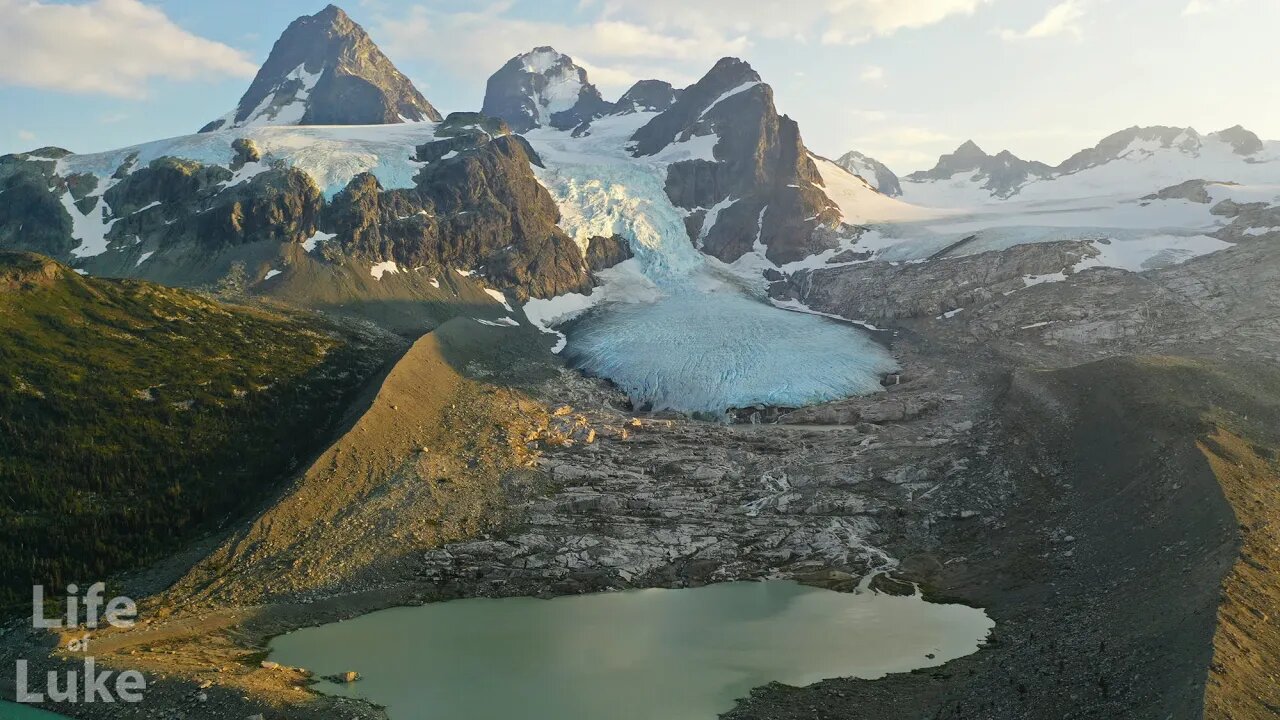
[905,140,1054,199]
[630,57,843,264]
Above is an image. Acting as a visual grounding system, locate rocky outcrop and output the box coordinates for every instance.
[481,48,613,133]
[906,141,1053,199]
[613,80,680,114]
[200,5,440,132]
[323,129,591,300]
[1209,124,1264,156]
[585,235,633,271]
[0,153,74,258]
[834,150,902,197]
[0,251,65,292]
[1141,179,1216,203]
[775,239,1099,322]
[631,57,841,264]
[101,157,322,250]
[1,122,586,304]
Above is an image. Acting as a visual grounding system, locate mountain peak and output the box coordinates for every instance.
[482,47,612,133]
[907,140,1049,198]
[199,5,441,133]
[704,57,763,87]
[1210,124,1264,156]
[834,151,903,197]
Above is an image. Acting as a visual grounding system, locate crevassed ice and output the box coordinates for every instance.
[525,115,897,414]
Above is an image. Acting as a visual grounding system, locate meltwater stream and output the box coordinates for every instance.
[270,581,993,720]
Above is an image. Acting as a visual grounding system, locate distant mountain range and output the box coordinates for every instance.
[841,124,1277,205]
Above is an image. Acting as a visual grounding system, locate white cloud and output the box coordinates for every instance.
[854,127,954,146]
[17,130,36,142]
[999,1,1086,41]
[860,66,886,85]
[0,0,257,98]
[371,5,746,98]
[371,0,987,99]
[848,109,889,123]
[1182,0,1238,14]
[590,0,993,45]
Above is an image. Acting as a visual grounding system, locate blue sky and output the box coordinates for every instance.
[2,0,1277,173]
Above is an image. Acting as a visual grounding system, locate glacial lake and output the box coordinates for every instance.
[0,703,72,719]
[270,580,993,720]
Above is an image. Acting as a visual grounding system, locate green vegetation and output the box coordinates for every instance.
[0,252,387,610]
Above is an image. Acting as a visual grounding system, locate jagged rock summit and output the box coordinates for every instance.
[481,47,613,133]
[630,57,842,264]
[906,140,1053,199]
[834,151,902,197]
[200,5,441,133]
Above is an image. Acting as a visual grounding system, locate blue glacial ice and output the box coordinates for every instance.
[524,116,898,415]
[560,283,897,414]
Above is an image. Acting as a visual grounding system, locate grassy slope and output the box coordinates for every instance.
[0,252,390,610]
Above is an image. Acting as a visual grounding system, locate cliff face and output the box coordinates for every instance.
[0,152,74,258]
[631,58,842,264]
[325,126,592,300]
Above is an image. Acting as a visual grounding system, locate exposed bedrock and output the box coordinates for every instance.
[0,115,591,304]
[631,57,841,265]
[775,239,1098,322]
[324,130,592,300]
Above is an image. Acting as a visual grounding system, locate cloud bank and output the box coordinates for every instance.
[0,0,256,98]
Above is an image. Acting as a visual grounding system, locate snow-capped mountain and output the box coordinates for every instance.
[626,57,849,264]
[902,125,1280,206]
[834,151,902,197]
[200,5,441,133]
[481,47,613,133]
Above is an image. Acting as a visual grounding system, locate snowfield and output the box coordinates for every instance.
[57,122,441,200]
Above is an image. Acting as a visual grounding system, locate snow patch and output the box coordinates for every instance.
[370,261,401,280]
[476,317,520,327]
[484,288,512,311]
[699,82,762,119]
[302,230,335,253]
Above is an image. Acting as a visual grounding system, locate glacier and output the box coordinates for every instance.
[524,115,898,415]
